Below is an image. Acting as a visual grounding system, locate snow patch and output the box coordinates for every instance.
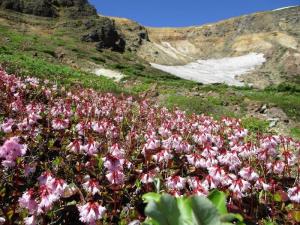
[151,53,266,86]
[272,6,297,11]
[94,68,125,81]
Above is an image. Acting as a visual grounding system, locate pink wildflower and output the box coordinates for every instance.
[165,176,186,190]
[78,202,106,224]
[82,179,100,195]
[288,185,300,203]
[106,170,125,185]
[18,189,38,214]
[0,136,27,167]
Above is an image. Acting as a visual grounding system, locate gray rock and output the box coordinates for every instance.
[0,0,96,18]
[267,118,280,128]
[257,104,268,114]
[81,18,126,52]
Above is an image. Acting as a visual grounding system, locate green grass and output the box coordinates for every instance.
[0,53,121,93]
[110,62,197,88]
[241,117,269,134]
[165,95,238,119]
[189,84,300,122]
[244,90,300,121]
[129,82,151,94]
[290,127,300,140]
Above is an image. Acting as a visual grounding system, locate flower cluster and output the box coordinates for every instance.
[0,136,27,167]
[0,68,299,224]
[18,172,68,224]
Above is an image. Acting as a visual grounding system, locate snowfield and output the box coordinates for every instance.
[151,53,266,86]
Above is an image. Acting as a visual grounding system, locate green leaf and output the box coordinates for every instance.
[190,195,221,225]
[220,213,243,222]
[154,178,161,193]
[158,194,181,225]
[143,191,244,225]
[273,192,282,202]
[53,156,62,167]
[208,190,228,215]
[291,210,300,222]
[96,156,103,171]
[261,220,275,225]
[144,200,170,225]
[177,197,194,225]
[66,200,77,206]
[142,218,160,225]
[143,193,161,203]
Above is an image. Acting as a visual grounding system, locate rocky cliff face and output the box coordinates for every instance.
[110,17,149,52]
[0,0,57,17]
[0,0,96,18]
[80,17,126,52]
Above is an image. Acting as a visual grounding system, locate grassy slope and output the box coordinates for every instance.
[0,10,299,139]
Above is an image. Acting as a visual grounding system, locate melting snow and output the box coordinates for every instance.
[94,68,124,81]
[151,53,266,86]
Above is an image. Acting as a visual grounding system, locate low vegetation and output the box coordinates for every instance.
[0,69,299,224]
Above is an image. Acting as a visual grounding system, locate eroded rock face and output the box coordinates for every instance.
[53,0,97,18]
[0,0,96,18]
[81,18,126,52]
[111,17,150,52]
[0,0,57,17]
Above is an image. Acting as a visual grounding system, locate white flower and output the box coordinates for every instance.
[166,176,186,190]
[288,185,300,203]
[0,217,5,224]
[202,175,219,190]
[49,178,67,196]
[186,154,206,168]
[208,166,226,183]
[24,215,36,225]
[229,178,250,198]
[18,190,38,214]
[82,179,100,195]
[141,169,158,184]
[152,150,173,163]
[254,178,270,191]
[106,170,125,185]
[78,202,106,224]
[238,167,259,181]
[37,185,59,214]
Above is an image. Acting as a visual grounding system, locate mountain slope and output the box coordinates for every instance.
[0,2,299,138]
[1,1,299,88]
[136,6,300,87]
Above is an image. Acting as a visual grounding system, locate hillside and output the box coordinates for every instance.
[137,6,300,88]
[0,1,299,139]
